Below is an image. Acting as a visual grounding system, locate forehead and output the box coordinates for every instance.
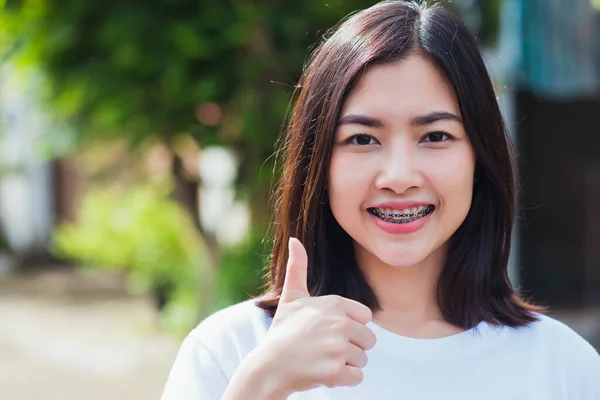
[340,55,460,119]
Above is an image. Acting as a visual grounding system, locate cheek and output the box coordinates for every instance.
[428,149,475,212]
[328,152,370,213]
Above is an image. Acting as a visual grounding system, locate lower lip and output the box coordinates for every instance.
[369,210,433,235]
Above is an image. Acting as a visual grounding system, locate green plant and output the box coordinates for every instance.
[215,226,269,311]
[53,182,212,335]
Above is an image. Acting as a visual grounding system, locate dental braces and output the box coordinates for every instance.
[373,206,432,220]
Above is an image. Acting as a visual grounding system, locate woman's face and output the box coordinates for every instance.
[328,55,475,270]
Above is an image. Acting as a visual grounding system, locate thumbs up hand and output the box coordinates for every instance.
[250,237,377,397]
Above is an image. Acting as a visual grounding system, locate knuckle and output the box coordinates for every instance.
[279,299,299,313]
[322,362,345,387]
[291,296,309,308]
[325,339,347,357]
[348,369,365,387]
[333,317,352,333]
[323,295,344,309]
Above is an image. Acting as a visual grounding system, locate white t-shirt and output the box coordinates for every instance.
[162,299,600,399]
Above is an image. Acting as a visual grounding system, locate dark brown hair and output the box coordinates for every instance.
[256,0,543,329]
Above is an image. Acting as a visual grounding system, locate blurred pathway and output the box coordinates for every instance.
[0,267,180,400]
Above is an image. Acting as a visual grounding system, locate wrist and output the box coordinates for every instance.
[242,347,291,400]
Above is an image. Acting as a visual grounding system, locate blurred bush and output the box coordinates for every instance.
[52,181,212,336]
[215,226,269,310]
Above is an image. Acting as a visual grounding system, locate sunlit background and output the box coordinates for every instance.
[0,0,599,398]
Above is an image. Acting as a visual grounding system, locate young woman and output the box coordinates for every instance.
[163,1,600,399]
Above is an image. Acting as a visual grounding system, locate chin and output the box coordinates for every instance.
[380,253,429,268]
[364,243,433,268]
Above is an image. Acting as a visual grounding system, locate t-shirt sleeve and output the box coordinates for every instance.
[161,334,229,400]
[581,343,600,399]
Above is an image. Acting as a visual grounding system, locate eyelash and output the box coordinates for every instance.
[345,131,454,145]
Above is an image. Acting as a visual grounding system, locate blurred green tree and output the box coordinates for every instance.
[0,0,376,254]
[446,0,501,47]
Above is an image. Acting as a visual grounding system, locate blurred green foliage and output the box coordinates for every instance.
[215,226,269,310]
[446,0,501,46]
[479,0,501,46]
[52,182,211,335]
[0,0,380,196]
[0,0,500,187]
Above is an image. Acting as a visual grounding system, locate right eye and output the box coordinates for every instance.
[346,134,378,146]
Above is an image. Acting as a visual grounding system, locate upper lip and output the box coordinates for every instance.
[368,201,434,210]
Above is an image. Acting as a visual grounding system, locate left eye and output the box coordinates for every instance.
[422,132,451,143]
[348,134,377,145]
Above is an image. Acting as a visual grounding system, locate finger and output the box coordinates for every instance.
[348,322,377,351]
[280,237,310,304]
[337,366,364,388]
[341,299,373,325]
[345,343,368,369]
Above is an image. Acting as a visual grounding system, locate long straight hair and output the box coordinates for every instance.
[256,0,543,329]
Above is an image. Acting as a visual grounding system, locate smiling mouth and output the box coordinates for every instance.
[367,205,435,224]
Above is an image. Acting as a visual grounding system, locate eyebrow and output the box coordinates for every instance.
[337,111,462,127]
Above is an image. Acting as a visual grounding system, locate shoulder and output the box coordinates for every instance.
[506,313,597,356]
[191,298,272,341]
[189,297,273,352]
[186,298,273,377]
[162,299,272,399]
[501,313,600,392]
[522,313,598,351]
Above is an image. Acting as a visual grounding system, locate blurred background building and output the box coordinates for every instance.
[509,0,600,308]
[0,0,598,398]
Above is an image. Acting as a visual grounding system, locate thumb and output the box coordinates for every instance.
[280,237,310,304]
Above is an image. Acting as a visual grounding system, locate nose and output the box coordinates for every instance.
[374,142,424,194]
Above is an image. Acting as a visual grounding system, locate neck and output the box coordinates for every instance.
[356,243,461,337]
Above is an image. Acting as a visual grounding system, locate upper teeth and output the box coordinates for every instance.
[375,205,428,216]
